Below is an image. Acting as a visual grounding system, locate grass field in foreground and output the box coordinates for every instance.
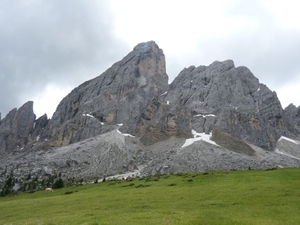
[0,168,300,225]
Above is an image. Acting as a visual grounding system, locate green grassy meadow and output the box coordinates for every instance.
[1,168,300,225]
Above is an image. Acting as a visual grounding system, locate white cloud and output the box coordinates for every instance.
[32,84,72,118]
[262,0,300,29]
[277,77,300,108]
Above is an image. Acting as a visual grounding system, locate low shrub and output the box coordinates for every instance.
[135,184,152,188]
[121,183,135,188]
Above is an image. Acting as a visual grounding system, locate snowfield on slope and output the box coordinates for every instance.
[182,130,219,148]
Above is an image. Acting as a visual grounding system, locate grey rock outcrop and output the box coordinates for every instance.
[31,114,49,139]
[42,41,168,147]
[284,104,300,135]
[0,102,49,154]
[155,60,287,149]
[0,101,36,154]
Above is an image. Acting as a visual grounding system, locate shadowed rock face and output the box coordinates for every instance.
[0,102,49,154]
[139,59,287,149]
[0,102,35,153]
[42,41,169,147]
[284,104,300,135]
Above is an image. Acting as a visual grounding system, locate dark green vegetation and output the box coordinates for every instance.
[1,168,300,225]
[0,169,85,197]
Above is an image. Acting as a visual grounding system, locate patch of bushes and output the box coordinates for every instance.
[52,178,64,189]
[135,184,152,188]
[265,167,278,171]
[121,183,135,188]
[175,173,185,177]
[65,190,78,195]
[144,176,160,182]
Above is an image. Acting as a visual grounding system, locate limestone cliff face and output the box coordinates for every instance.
[42,41,168,147]
[284,104,300,135]
[171,60,287,149]
[0,101,48,154]
[138,60,288,149]
[1,41,299,154]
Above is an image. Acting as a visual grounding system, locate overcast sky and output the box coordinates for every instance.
[1,0,300,119]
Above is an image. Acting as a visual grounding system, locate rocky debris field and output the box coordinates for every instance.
[1,128,300,195]
[1,41,300,195]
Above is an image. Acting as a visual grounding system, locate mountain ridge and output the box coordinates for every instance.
[1,41,300,192]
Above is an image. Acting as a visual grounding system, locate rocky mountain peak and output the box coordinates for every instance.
[2,41,300,190]
[42,41,168,147]
[0,41,299,153]
[133,40,159,52]
[0,101,36,154]
[284,103,300,135]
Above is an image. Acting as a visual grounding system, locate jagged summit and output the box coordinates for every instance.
[0,101,48,154]
[1,41,300,185]
[0,42,298,152]
[1,41,298,151]
[133,40,159,51]
[40,41,169,147]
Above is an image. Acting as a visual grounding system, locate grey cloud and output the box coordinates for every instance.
[2,0,300,118]
[0,0,130,117]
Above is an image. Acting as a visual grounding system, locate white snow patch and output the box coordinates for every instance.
[167,101,169,105]
[82,113,94,118]
[277,136,298,144]
[182,130,218,148]
[193,114,216,118]
[117,123,123,126]
[229,104,238,110]
[190,80,193,83]
[36,135,40,141]
[274,148,300,160]
[257,87,260,91]
[101,122,105,125]
[33,122,36,129]
[117,129,135,138]
[160,91,168,96]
